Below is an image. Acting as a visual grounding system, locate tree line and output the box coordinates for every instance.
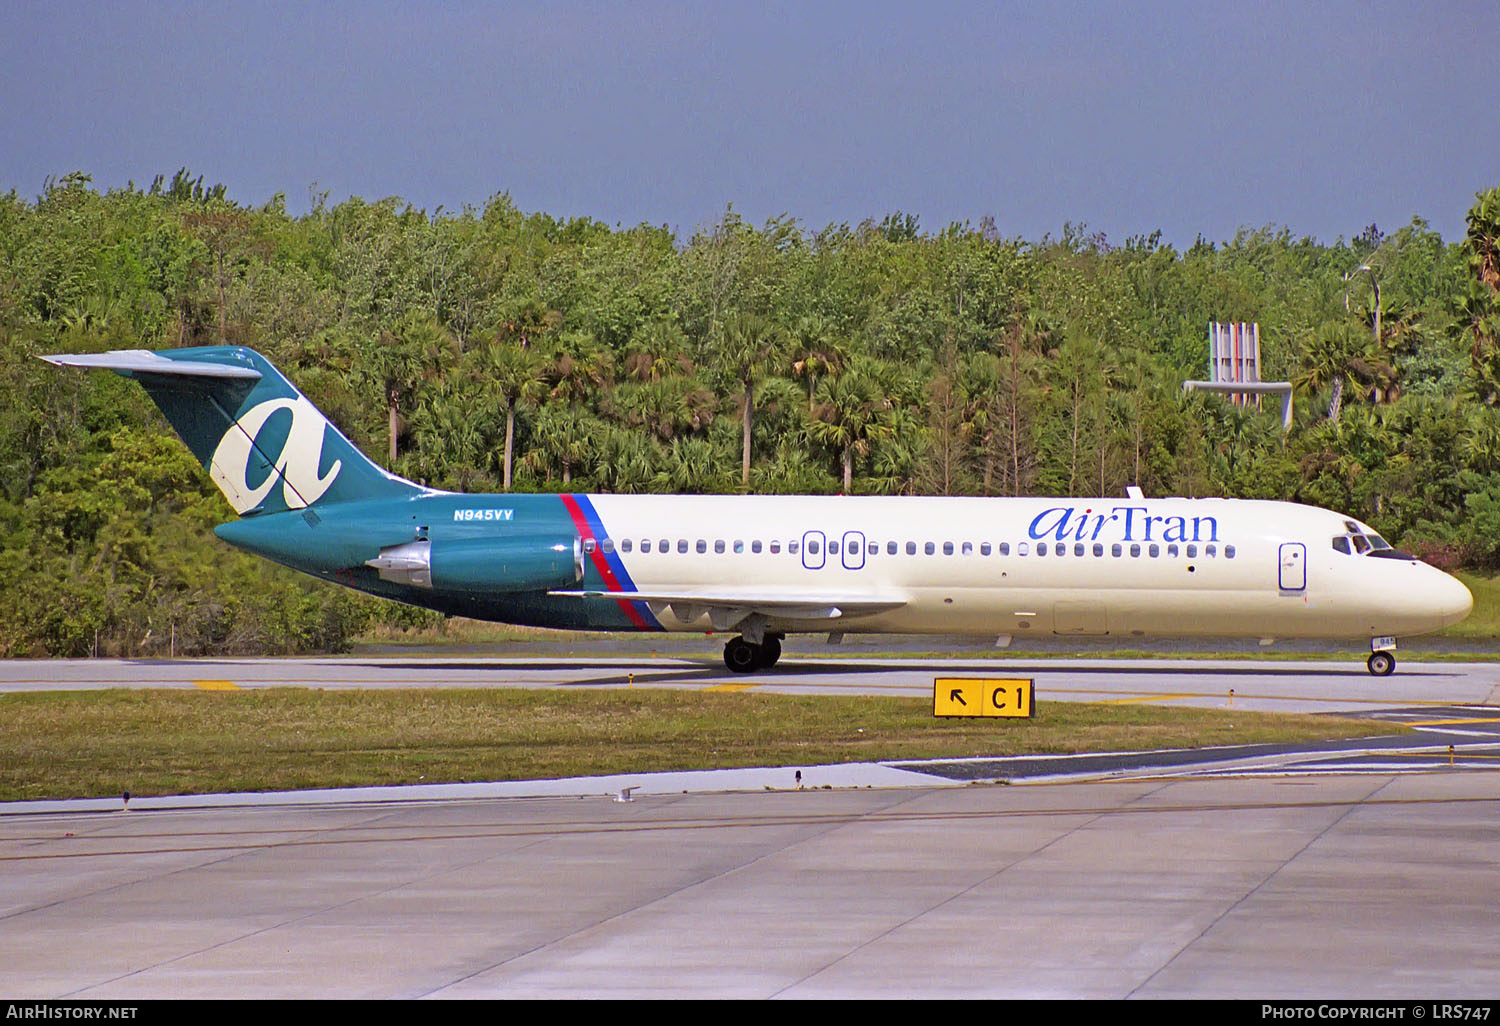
[1,169,1497,656]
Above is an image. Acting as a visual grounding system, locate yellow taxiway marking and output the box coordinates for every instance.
[1404,716,1500,726]
[703,683,758,693]
[192,679,240,691]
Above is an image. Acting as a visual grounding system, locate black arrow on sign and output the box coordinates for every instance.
[950,689,966,706]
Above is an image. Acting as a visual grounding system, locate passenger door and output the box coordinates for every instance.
[1278,542,1306,591]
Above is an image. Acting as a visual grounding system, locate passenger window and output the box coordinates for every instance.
[906,541,916,555]
[1148,544,1159,557]
[887,541,898,555]
[943,541,954,555]
[961,541,973,555]
[1225,545,1236,559]
[789,541,800,555]
[1206,544,1216,557]
[658,539,668,552]
[1074,543,1085,556]
[677,539,688,553]
[1167,543,1178,557]
[1130,544,1141,557]
[1037,543,1048,556]
[1186,544,1197,558]
[601,538,615,554]
[1018,542,1029,556]
[770,541,781,554]
[714,540,725,554]
[925,542,936,555]
[583,539,597,554]
[621,539,632,553]
[1112,543,1122,557]
[696,539,707,554]
[999,542,1010,556]
[980,543,991,556]
[752,540,762,554]
[1093,543,1103,556]
[808,541,820,555]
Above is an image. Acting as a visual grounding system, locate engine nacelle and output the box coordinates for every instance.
[365,535,583,592]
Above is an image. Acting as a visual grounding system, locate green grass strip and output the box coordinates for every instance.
[0,687,1402,802]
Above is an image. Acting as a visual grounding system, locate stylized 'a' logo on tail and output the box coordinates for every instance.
[42,346,425,515]
[210,394,343,513]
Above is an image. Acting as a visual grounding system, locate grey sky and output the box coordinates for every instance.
[2,0,1496,247]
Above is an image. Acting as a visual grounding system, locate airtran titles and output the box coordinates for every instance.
[1028,506,1220,544]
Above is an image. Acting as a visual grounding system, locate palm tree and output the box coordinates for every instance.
[808,365,894,492]
[611,377,717,443]
[622,319,692,383]
[592,428,658,493]
[367,311,458,466]
[1297,321,1364,421]
[469,340,544,490]
[404,380,488,490]
[656,436,727,493]
[544,331,614,404]
[710,312,785,487]
[529,405,595,487]
[789,314,846,413]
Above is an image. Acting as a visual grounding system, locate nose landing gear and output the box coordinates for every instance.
[1367,650,1396,676]
[723,633,784,673]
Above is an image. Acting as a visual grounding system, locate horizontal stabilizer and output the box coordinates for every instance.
[41,350,262,380]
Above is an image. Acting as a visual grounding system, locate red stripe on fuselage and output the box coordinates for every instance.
[559,495,651,630]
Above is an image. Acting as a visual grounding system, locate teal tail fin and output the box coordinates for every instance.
[42,346,425,515]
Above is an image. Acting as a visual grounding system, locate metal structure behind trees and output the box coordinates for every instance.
[1183,321,1293,431]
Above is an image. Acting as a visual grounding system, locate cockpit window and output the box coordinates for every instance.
[1368,535,1392,550]
[1351,535,1371,554]
[1332,536,1351,555]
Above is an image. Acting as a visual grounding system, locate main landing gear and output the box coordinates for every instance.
[1367,650,1396,677]
[723,633,784,673]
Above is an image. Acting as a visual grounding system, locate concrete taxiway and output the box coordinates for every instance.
[3,653,1500,713]
[3,654,1500,998]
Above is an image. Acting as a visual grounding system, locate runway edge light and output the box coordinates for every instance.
[934,678,1034,719]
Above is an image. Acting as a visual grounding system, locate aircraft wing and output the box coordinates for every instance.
[553,588,906,628]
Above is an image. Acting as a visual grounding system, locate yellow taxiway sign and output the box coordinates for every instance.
[934,677,1034,718]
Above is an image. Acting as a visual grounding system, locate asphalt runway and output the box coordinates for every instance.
[4,654,1500,998]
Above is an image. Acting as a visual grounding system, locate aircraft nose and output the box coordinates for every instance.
[1430,570,1473,628]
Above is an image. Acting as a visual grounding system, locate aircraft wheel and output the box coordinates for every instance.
[724,637,760,674]
[757,636,782,669]
[1367,651,1396,677]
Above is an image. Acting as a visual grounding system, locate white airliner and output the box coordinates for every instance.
[45,346,1474,675]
